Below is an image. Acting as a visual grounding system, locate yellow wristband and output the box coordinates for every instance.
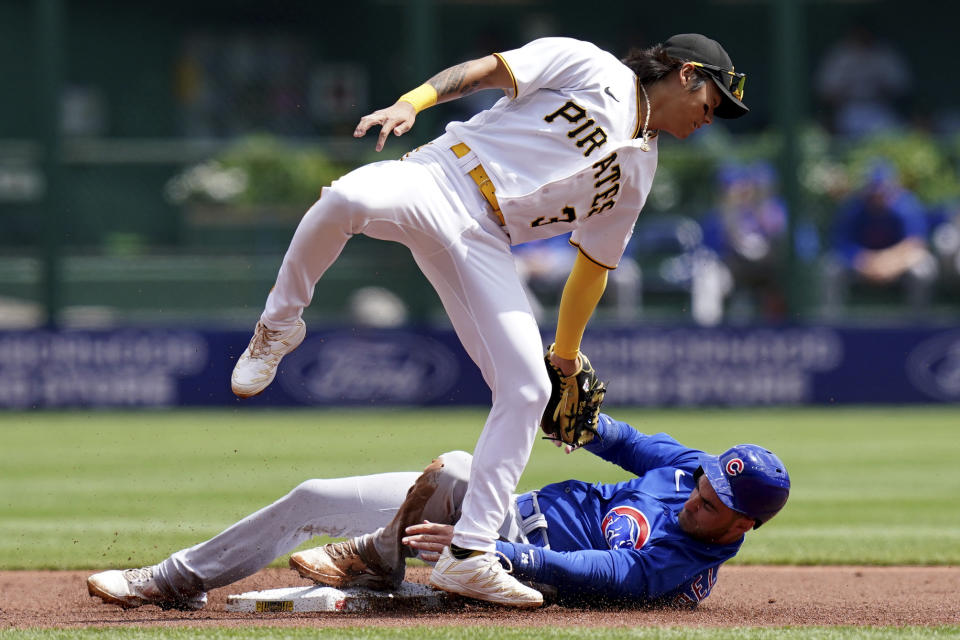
[398,84,438,113]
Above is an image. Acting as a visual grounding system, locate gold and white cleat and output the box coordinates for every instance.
[428,547,543,608]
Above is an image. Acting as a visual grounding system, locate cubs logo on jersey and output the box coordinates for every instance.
[601,505,651,549]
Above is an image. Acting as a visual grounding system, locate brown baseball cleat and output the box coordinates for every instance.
[290,538,403,590]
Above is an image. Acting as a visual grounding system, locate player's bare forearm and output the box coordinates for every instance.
[355,55,511,151]
[427,55,511,103]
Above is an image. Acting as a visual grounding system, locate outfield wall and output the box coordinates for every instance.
[0,325,958,409]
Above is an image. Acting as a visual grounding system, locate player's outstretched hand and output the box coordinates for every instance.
[402,520,453,562]
[354,102,417,152]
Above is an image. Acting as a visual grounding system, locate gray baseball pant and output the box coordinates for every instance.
[152,451,521,599]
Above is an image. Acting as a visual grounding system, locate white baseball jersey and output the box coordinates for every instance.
[447,37,659,268]
[258,36,660,554]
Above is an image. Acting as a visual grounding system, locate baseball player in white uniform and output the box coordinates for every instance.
[230,33,748,607]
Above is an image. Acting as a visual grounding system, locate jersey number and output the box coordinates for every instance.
[531,206,576,228]
[675,469,686,492]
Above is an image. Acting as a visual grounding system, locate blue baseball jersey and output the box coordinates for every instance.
[495,414,742,607]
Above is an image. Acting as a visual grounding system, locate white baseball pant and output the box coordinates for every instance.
[259,139,551,552]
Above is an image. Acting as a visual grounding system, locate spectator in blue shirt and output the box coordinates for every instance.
[697,162,818,324]
[821,161,937,315]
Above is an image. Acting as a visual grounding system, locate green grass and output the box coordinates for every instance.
[2,407,960,570]
[2,626,960,639]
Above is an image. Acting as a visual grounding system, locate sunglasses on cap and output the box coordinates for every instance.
[689,61,746,101]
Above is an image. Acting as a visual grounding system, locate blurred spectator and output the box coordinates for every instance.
[695,162,818,325]
[513,234,641,322]
[929,201,960,289]
[620,215,705,322]
[820,161,937,316]
[814,22,912,139]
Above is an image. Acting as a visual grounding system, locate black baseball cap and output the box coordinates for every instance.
[663,33,749,119]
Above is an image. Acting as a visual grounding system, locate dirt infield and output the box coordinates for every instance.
[2,566,958,629]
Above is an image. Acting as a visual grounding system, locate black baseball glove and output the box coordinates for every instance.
[540,343,606,449]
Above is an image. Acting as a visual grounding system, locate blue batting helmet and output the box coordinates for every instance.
[699,445,790,528]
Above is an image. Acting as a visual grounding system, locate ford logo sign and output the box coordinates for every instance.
[278,331,461,404]
[905,330,960,401]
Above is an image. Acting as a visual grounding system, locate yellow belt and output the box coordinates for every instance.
[450,143,505,226]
